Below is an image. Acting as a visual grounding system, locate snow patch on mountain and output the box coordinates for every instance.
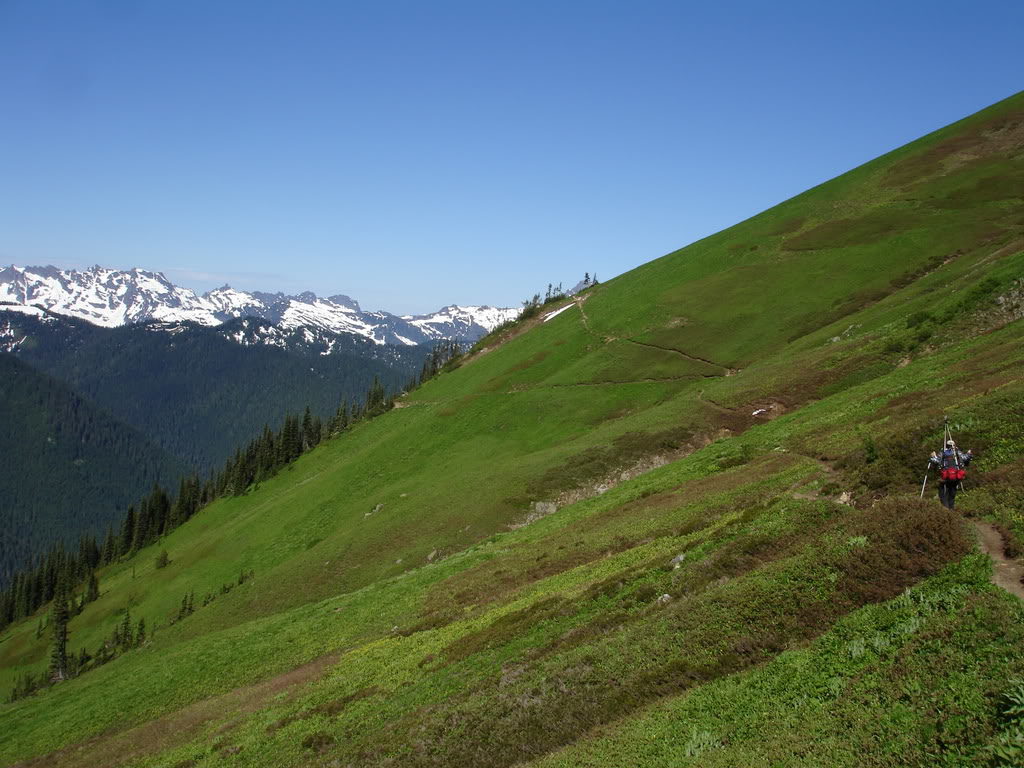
[543,303,574,322]
[0,264,520,348]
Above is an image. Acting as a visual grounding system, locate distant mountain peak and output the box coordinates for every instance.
[0,264,519,347]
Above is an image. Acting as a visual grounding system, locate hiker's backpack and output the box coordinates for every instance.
[940,449,966,481]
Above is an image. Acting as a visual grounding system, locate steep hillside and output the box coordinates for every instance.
[0,355,187,583]
[1,92,1022,767]
[2,311,428,469]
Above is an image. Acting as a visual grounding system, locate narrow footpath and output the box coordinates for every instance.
[973,520,1024,600]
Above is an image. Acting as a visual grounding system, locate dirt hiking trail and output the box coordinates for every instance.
[972,520,1024,601]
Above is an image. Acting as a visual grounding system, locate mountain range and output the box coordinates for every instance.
[2,92,1023,767]
[0,264,520,346]
[0,265,501,575]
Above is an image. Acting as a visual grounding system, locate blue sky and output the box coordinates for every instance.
[1,1,1021,314]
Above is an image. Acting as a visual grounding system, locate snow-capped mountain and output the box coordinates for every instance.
[0,265,519,346]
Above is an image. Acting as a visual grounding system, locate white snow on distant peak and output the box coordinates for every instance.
[205,286,261,313]
[0,264,520,349]
[407,305,520,339]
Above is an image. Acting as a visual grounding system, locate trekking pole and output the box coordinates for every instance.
[926,418,949,502]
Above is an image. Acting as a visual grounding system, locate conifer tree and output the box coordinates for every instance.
[132,503,150,551]
[77,535,100,575]
[152,485,171,536]
[49,584,70,682]
[119,607,133,652]
[85,571,100,603]
[171,476,191,526]
[121,505,136,554]
[365,375,388,416]
[102,526,116,564]
[231,451,249,496]
[256,425,275,479]
[136,617,146,647]
[302,406,315,451]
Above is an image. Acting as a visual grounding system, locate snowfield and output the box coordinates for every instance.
[543,303,575,322]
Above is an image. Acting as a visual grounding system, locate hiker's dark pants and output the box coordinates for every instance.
[938,480,959,510]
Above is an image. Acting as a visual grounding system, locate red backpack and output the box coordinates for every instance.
[940,449,966,481]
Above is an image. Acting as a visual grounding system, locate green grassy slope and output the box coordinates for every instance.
[2,91,1023,767]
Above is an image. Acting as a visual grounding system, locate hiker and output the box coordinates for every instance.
[929,440,972,510]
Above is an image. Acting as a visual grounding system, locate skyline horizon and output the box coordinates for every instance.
[3,2,1023,315]
[2,258,570,313]
[3,83,1020,315]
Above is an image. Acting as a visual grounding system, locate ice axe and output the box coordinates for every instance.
[921,418,947,499]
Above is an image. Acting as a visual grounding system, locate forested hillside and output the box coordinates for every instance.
[2,312,428,469]
[1,92,1022,767]
[0,354,187,584]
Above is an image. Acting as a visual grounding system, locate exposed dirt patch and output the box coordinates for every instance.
[973,521,1024,601]
[20,652,340,768]
[749,401,787,420]
[971,275,1024,334]
[549,447,688,509]
[522,423,746,514]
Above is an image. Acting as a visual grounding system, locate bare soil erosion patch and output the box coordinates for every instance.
[973,521,1024,600]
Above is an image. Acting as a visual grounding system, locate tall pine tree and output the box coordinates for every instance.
[85,571,100,603]
[49,583,70,682]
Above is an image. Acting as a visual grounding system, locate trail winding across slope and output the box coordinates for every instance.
[623,338,733,375]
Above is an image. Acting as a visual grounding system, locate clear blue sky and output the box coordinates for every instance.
[1,1,1021,314]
